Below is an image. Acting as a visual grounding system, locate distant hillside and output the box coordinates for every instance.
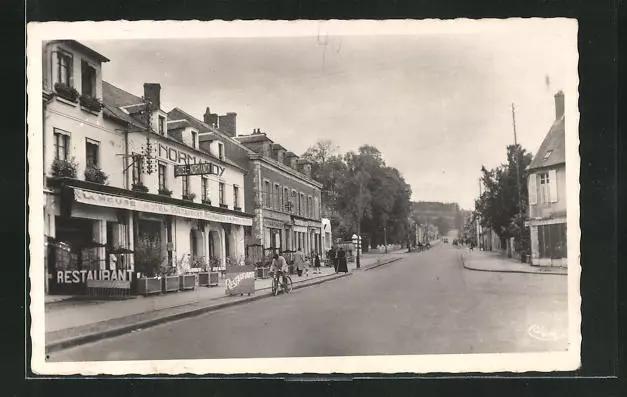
[411,201,463,235]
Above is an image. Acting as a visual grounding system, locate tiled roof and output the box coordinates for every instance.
[167,120,191,130]
[527,116,566,171]
[167,108,214,134]
[102,81,143,107]
[235,133,274,144]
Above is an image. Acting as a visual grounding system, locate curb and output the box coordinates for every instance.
[46,272,351,354]
[459,253,567,276]
[363,257,402,271]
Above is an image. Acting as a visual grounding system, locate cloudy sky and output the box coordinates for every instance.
[84,19,577,210]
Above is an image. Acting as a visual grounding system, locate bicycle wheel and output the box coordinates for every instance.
[272,278,279,296]
[284,276,293,293]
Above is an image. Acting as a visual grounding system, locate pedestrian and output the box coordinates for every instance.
[336,246,348,273]
[328,247,337,272]
[313,251,321,274]
[294,247,306,277]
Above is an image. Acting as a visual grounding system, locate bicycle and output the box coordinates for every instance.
[271,271,293,296]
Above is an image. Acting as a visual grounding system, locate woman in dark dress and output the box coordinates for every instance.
[336,247,348,273]
[328,247,337,272]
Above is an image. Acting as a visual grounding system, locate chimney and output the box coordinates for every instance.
[554,90,564,120]
[203,107,219,128]
[218,112,237,137]
[143,83,161,110]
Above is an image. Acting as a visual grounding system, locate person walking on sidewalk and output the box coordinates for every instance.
[294,247,306,277]
[328,247,337,272]
[336,247,348,273]
[313,251,321,274]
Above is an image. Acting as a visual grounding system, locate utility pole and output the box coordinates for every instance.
[511,103,524,259]
[383,223,388,254]
[355,176,362,269]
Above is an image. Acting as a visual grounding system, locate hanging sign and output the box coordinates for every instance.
[225,265,255,295]
[174,162,225,177]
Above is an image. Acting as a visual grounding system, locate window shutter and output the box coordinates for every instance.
[548,169,558,202]
[528,173,537,205]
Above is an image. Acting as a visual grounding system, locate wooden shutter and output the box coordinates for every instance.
[528,173,537,205]
[548,169,558,202]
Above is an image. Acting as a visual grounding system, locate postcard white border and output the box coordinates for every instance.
[27,18,581,375]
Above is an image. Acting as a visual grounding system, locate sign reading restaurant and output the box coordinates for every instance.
[154,143,226,177]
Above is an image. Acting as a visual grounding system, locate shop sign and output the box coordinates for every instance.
[225,265,255,295]
[293,218,308,227]
[264,219,285,229]
[56,269,133,284]
[74,188,253,226]
[174,162,225,177]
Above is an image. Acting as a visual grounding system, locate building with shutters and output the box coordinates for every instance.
[41,41,252,295]
[525,91,567,267]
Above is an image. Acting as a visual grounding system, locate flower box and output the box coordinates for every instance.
[256,267,269,279]
[136,277,162,296]
[197,271,210,286]
[199,271,220,287]
[179,274,196,290]
[132,183,149,193]
[51,158,77,178]
[162,275,180,293]
[182,193,196,201]
[84,166,108,184]
[54,82,79,103]
[158,188,172,196]
[219,203,228,209]
[79,94,103,112]
[202,199,212,206]
[234,206,242,211]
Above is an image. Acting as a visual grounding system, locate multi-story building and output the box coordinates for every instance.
[166,107,325,257]
[525,91,567,267]
[41,40,252,295]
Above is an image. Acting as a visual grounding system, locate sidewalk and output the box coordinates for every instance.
[45,252,401,352]
[460,249,567,275]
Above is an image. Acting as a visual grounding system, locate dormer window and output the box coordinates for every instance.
[57,51,73,86]
[191,131,197,149]
[158,116,165,135]
[81,60,96,97]
[544,150,553,160]
[218,142,225,160]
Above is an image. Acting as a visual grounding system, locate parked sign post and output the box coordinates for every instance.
[225,265,255,296]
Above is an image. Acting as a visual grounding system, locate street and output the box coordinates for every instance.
[49,243,568,361]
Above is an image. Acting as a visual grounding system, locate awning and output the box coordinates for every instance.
[73,188,253,226]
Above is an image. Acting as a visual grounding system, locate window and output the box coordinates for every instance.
[308,196,313,218]
[274,184,280,210]
[201,176,209,201]
[191,131,197,149]
[264,181,271,208]
[544,150,553,160]
[283,187,290,212]
[81,60,96,97]
[300,193,305,216]
[182,175,190,196]
[158,162,167,190]
[158,116,165,135]
[292,190,298,214]
[132,155,142,185]
[53,129,70,160]
[85,139,99,168]
[219,182,225,205]
[218,143,224,160]
[190,230,198,257]
[233,185,240,209]
[57,51,73,86]
[539,172,550,204]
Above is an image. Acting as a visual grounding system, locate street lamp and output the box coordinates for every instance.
[352,233,361,268]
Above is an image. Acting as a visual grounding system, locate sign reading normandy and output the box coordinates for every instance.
[73,188,253,226]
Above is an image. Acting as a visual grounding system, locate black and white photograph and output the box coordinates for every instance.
[27,19,580,374]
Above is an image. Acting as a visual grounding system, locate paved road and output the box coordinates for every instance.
[49,244,568,361]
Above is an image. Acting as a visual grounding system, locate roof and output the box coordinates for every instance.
[167,120,192,130]
[56,40,110,63]
[272,143,287,151]
[527,115,566,172]
[167,108,214,134]
[102,81,146,129]
[235,133,274,144]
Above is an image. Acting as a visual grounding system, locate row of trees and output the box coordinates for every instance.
[473,144,533,254]
[302,140,412,247]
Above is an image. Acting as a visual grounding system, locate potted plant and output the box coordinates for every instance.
[160,264,179,293]
[219,203,228,209]
[182,192,196,202]
[158,187,172,197]
[132,183,149,193]
[208,256,221,287]
[51,157,78,178]
[194,257,212,287]
[84,166,108,184]
[134,235,165,296]
[202,198,211,206]
[177,254,197,291]
[54,82,79,103]
[79,94,103,112]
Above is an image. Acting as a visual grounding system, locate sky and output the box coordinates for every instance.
[83,20,577,210]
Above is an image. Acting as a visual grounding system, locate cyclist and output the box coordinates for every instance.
[270,253,289,290]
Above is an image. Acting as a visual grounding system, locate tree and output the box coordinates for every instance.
[475,144,533,252]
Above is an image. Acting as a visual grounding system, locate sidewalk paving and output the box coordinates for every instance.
[460,248,567,275]
[45,251,403,352]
